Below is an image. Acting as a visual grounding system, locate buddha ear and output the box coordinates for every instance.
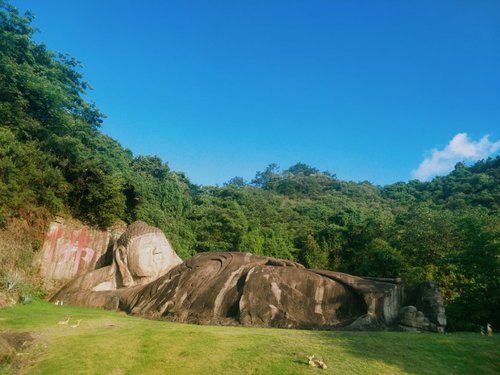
[115,245,134,287]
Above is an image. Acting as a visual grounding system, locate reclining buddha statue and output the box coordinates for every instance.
[50,221,446,332]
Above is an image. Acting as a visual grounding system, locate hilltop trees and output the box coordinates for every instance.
[191,159,500,330]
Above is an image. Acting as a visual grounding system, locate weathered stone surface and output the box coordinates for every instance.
[128,252,370,328]
[52,251,406,329]
[407,281,447,329]
[114,221,182,288]
[50,221,182,304]
[312,270,405,328]
[398,305,442,332]
[37,219,124,287]
[50,221,447,332]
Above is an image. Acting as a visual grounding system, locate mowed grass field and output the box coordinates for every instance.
[0,301,498,375]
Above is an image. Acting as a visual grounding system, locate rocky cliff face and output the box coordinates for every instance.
[36,219,124,289]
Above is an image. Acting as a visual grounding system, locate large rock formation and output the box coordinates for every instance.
[37,219,125,288]
[398,281,447,333]
[50,221,446,332]
[50,221,182,306]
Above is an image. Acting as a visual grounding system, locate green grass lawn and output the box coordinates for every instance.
[0,301,498,375]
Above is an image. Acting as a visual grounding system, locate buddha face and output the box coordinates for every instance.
[127,233,174,277]
[115,232,183,287]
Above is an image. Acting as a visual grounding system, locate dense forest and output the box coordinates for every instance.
[0,2,498,331]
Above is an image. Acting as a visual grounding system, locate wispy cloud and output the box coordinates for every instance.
[411,133,500,181]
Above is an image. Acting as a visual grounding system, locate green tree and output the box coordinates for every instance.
[300,233,329,269]
[444,210,500,330]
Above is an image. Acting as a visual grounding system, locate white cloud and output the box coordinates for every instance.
[411,133,500,181]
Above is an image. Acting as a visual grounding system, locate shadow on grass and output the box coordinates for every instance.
[314,330,500,375]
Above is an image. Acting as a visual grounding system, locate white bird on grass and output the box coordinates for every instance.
[487,323,493,336]
[57,316,70,325]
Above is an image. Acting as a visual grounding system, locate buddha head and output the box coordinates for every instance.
[114,221,182,287]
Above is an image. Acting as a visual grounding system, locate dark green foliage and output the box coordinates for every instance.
[299,234,329,269]
[252,162,337,197]
[252,163,280,190]
[224,176,246,187]
[355,239,405,278]
[0,1,499,330]
[0,128,67,223]
[442,211,500,330]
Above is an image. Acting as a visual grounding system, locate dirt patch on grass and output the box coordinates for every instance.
[0,330,34,368]
[0,331,34,351]
[0,331,43,374]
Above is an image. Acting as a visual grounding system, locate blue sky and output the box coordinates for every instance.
[12,1,500,185]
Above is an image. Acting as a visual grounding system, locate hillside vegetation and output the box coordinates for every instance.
[0,1,499,331]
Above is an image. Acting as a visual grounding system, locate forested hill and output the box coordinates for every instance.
[0,2,498,331]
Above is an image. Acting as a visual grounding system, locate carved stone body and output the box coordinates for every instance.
[51,221,182,303]
[129,252,382,329]
[50,222,446,332]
